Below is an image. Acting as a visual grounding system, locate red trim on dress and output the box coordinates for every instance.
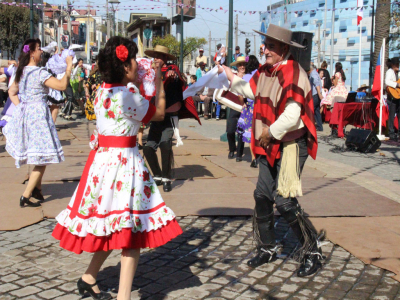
[67,202,166,220]
[52,219,183,254]
[141,103,156,124]
[102,83,126,88]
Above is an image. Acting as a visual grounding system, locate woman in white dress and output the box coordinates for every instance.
[5,39,73,207]
[52,37,182,300]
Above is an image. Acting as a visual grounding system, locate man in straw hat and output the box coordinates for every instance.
[143,45,200,192]
[218,24,324,277]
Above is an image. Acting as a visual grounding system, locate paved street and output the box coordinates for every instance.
[1,116,400,299]
[2,217,400,300]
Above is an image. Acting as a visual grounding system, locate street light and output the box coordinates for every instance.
[109,0,120,37]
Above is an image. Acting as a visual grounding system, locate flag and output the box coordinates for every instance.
[371,46,382,101]
[357,0,363,25]
[371,44,389,128]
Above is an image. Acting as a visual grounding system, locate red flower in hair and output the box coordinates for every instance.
[116,45,129,62]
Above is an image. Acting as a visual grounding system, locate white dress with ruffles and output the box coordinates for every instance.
[52,82,182,254]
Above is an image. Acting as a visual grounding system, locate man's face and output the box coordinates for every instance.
[394,64,399,72]
[200,64,205,70]
[235,49,240,54]
[199,50,203,57]
[153,53,167,68]
[264,38,287,65]
[190,78,196,84]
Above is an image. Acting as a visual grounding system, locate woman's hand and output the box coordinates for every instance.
[66,56,73,68]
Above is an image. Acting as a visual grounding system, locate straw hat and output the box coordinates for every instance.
[144,45,177,61]
[357,84,369,91]
[230,56,247,67]
[253,24,305,49]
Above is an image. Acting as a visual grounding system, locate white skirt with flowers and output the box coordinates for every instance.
[52,140,182,254]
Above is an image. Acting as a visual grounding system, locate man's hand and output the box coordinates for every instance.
[259,126,273,150]
[166,70,177,79]
[8,60,17,66]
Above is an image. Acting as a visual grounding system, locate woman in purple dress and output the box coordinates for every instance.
[236,55,260,168]
[4,39,73,207]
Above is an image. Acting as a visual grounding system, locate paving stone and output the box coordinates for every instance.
[37,289,65,299]
[0,283,19,293]
[10,286,42,297]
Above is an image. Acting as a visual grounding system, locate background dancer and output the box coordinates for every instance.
[236,55,260,168]
[227,56,246,161]
[52,37,182,300]
[4,39,72,207]
[219,24,324,277]
[143,45,200,192]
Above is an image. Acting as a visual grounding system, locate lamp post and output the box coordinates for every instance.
[109,0,120,37]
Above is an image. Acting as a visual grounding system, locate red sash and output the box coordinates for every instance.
[69,135,137,219]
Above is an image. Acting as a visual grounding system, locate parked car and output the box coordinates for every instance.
[91,46,99,61]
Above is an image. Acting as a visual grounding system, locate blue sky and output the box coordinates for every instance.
[55,0,279,58]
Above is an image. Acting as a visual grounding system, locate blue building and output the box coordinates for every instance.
[259,0,396,91]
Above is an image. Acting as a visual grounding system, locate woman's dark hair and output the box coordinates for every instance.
[40,52,51,68]
[321,61,328,69]
[335,62,346,82]
[15,38,41,83]
[74,58,83,68]
[245,55,260,74]
[191,75,197,81]
[387,57,400,69]
[98,36,138,83]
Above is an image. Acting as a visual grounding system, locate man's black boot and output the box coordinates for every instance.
[297,252,322,277]
[247,245,281,268]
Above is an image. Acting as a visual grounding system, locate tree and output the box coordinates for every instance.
[372,0,390,70]
[0,5,38,59]
[389,2,400,51]
[152,34,207,63]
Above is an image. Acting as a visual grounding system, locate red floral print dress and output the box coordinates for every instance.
[52,82,182,254]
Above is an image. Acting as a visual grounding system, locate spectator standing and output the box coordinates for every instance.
[196,61,206,79]
[385,57,400,140]
[259,45,266,65]
[318,61,332,91]
[232,46,244,62]
[195,48,207,67]
[307,64,324,131]
[214,43,226,65]
[0,73,7,107]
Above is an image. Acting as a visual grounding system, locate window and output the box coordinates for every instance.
[291,22,296,28]
[303,20,309,26]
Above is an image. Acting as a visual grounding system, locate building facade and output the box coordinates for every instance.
[259,0,396,91]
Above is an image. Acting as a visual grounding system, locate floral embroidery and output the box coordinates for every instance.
[103,98,111,109]
[116,181,123,192]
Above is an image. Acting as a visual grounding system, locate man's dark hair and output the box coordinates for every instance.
[98,36,138,83]
[191,75,197,81]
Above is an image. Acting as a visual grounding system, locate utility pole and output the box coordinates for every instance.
[86,0,93,64]
[170,0,173,36]
[322,0,327,62]
[235,14,238,48]
[208,31,211,68]
[67,0,71,44]
[179,3,184,73]
[116,10,118,36]
[106,0,110,40]
[253,35,256,55]
[30,0,34,38]
[41,7,45,44]
[330,0,335,75]
[369,0,375,91]
[58,4,63,49]
[227,0,233,66]
[317,23,321,68]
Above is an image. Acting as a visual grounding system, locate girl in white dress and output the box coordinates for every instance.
[52,37,182,300]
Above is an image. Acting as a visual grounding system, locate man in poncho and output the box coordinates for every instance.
[219,24,324,277]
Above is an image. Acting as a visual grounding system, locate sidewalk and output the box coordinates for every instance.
[1,115,400,299]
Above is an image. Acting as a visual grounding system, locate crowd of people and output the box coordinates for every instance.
[1,21,400,300]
